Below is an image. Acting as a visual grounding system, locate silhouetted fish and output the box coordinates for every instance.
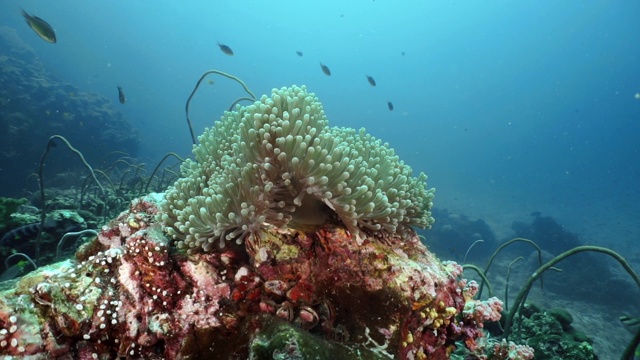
[21,9,56,43]
[366,75,376,87]
[620,315,640,328]
[387,101,394,111]
[0,262,31,282]
[296,51,303,57]
[117,85,126,104]
[218,42,234,56]
[320,63,331,76]
[0,223,41,245]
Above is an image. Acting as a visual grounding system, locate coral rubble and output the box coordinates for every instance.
[0,195,499,359]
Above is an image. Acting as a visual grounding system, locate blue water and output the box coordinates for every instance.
[2,0,639,237]
[2,1,639,235]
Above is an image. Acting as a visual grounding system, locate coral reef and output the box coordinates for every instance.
[0,26,139,197]
[162,85,435,253]
[511,213,581,255]
[486,339,535,360]
[248,316,384,359]
[0,207,87,281]
[0,197,29,234]
[421,208,497,262]
[0,209,85,245]
[0,195,499,359]
[512,214,640,312]
[509,303,596,360]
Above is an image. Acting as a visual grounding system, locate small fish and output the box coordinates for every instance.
[117,85,126,104]
[320,63,331,76]
[0,262,30,282]
[366,75,376,87]
[401,51,405,56]
[0,223,41,245]
[217,42,234,56]
[21,9,56,43]
[296,51,303,57]
[387,101,394,111]
[620,315,640,328]
[207,79,215,85]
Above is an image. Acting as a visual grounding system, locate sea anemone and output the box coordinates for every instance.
[161,85,435,253]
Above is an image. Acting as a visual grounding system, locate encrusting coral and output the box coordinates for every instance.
[0,194,501,359]
[162,85,435,253]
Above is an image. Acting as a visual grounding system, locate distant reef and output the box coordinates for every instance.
[0,26,139,196]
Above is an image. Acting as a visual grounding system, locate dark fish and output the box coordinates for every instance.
[0,223,41,245]
[620,315,640,328]
[320,63,331,76]
[366,75,376,87]
[217,42,234,56]
[21,9,56,43]
[401,51,405,56]
[0,263,30,282]
[296,51,303,57]
[117,85,126,104]
[387,101,394,111]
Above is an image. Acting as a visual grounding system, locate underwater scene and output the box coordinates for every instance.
[0,1,639,359]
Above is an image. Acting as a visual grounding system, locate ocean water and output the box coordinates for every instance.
[1,0,639,357]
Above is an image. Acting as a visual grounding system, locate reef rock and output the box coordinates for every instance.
[0,195,500,359]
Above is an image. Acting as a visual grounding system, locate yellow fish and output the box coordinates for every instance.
[21,9,56,43]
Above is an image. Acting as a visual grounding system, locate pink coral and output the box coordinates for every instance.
[0,196,497,358]
[491,339,535,360]
[463,297,504,327]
